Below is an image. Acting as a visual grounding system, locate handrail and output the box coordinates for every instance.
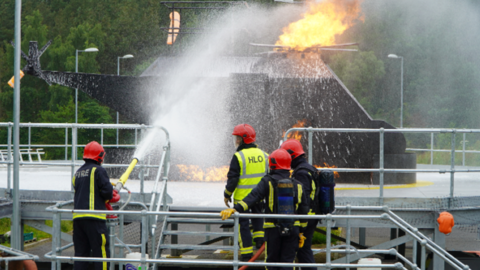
[44,205,470,270]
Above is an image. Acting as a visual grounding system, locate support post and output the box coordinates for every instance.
[308,126,313,164]
[359,228,366,246]
[65,127,68,161]
[462,133,466,166]
[233,212,239,270]
[379,128,384,205]
[345,205,351,270]
[141,211,148,270]
[170,223,180,257]
[119,214,124,270]
[51,209,59,270]
[421,240,426,270]
[11,0,22,250]
[431,132,434,165]
[7,124,12,198]
[101,125,104,145]
[449,131,456,208]
[108,218,117,270]
[71,126,77,194]
[433,225,446,270]
[326,215,332,268]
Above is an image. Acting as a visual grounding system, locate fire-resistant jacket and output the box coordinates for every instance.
[224,144,269,202]
[72,160,113,220]
[292,156,317,215]
[234,170,309,231]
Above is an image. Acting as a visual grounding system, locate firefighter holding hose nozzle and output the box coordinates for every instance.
[224,124,269,261]
[72,141,119,270]
[221,149,309,270]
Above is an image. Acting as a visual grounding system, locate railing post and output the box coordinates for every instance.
[170,223,179,257]
[141,210,148,270]
[119,214,124,270]
[71,126,77,194]
[51,208,59,270]
[379,128,385,205]
[101,124,104,145]
[421,240,427,270]
[308,126,313,164]
[431,132,434,165]
[233,211,239,270]
[462,133,466,166]
[346,205,351,270]
[326,214,332,269]
[412,228,418,266]
[64,127,68,161]
[449,130,456,208]
[7,124,12,198]
[108,218,117,270]
[28,123,31,151]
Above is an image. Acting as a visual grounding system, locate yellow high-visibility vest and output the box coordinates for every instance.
[233,148,269,202]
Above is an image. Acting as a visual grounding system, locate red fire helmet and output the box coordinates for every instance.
[280,139,305,159]
[83,141,105,163]
[232,124,256,144]
[269,149,292,170]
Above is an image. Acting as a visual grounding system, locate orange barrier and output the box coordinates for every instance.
[167,11,180,45]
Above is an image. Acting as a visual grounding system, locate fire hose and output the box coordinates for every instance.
[106,158,138,217]
[238,243,265,270]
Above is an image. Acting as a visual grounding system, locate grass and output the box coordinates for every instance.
[0,218,73,246]
[312,227,341,245]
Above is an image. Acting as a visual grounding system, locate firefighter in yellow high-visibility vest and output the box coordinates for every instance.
[224,124,269,261]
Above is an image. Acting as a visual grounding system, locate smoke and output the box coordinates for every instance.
[348,0,480,128]
[133,4,307,166]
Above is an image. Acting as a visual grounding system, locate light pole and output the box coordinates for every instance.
[75,47,99,123]
[116,54,134,147]
[388,54,404,128]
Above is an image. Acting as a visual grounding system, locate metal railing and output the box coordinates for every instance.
[0,245,39,264]
[44,205,470,270]
[284,127,480,206]
[0,122,169,200]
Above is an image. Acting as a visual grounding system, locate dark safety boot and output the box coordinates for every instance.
[255,239,264,249]
[240,254,252,262]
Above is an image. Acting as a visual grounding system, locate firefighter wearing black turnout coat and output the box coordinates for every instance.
[72,141,118,270]
[224,124,268,260]
[221,149,309,270]
[281,139,318,270]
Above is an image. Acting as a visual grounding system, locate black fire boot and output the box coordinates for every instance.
[241,254,253,262]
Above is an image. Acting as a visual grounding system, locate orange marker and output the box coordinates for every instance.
[167,11,180,45]
[8,70,25,88]
[437,212,454,234]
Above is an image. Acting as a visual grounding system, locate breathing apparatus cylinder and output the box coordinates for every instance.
[276,178,295,237]
[115,158,139,192]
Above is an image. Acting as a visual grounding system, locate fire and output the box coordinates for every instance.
[176,165,229,182]
[315,162,340,178]
[276,0,362,50]
[282,119,307,140]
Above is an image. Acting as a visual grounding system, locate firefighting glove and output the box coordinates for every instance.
[299,233,306,248]
[220,208,236,220]
[110,190,121,203]
[224,197,232,208]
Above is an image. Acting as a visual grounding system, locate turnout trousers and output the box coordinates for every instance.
[238,203,264,256]
[73,218,110,270]
[264,226,300,270]
[296,219,318,269]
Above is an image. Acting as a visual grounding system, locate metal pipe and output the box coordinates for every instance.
[51,210,59,270]
[233,211,239,270]
[109,219,116,270]
[28,124,31,151]
[346,205,351,270]
[101,126,104,145]
[308,126,313,164]
[421,240,426,270]
[326,216,332,267]
[141,211,148,270]
[379,128,384,205]
[71,127,77,194]
[119,214,124,270]
[11,0,22,250]
[65,127,68,161]
[7,124,12,198]
[462,133,466,166]
[450,131,456,208]
[431,132,434,164]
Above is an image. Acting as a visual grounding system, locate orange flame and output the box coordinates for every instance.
[282,119,307,141]
[315,162,340,178]
[176,165,229,182]
[276,0,363,50]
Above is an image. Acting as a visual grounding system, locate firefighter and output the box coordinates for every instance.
[72,141,119,270]
[224,124,269,261]
[221,149,309,270]
[281,139,318,270]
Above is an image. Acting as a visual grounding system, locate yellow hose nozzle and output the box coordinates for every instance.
[115,158,139,191]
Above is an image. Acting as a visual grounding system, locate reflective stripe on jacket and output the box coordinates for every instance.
[233,148,269,201]
[73,160,113,220]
